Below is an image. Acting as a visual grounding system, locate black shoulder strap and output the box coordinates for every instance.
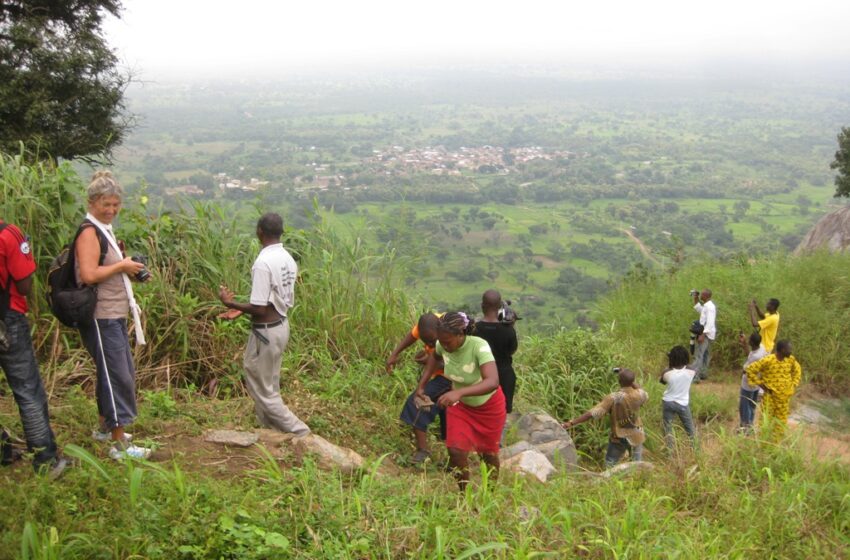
[74,219,109,267]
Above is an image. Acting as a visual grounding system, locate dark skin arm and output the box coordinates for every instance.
[386,331,418,373]
[436,361,499,408]
[562,411,594,429]
[748,300,764,328]
[738,333,750,354]
[218,285,281,322]
[415,353,440,398]
[659,367,670,384]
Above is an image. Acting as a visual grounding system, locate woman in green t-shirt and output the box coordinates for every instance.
[416,312,506,490]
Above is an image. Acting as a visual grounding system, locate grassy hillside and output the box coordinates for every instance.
[596,252,850,391]
[1,156,848,558]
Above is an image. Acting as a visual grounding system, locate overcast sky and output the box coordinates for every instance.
[104,0,850,80]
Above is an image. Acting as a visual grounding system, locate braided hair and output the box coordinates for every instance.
[438,311,475,335]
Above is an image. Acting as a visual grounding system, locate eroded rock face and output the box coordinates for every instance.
[795,206,850,254]
[502,449,556,483]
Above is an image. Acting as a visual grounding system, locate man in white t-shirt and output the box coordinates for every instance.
[219,213,310,436]
[660,345,697,450]
[692,288,716,381]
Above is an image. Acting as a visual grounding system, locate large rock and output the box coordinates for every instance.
[499,440,533,461]
[204,429,259,447]
[515,412,570,445]
[502,449,556,483]
[795,206,850,254]
[534,439,578,470]
[291,434,364,474]
[511,412,578,470]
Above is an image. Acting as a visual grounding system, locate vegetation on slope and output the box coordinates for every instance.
[1,154,848,558]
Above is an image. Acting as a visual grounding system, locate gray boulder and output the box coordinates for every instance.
[511,412,578,470]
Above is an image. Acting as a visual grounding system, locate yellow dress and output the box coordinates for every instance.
[745,354,802,441]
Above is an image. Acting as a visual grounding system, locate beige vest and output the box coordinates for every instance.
[76,240,129,319]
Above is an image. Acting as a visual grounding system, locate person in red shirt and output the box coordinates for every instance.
[0,219,67,477]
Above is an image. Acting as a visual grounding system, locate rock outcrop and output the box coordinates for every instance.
[499,411,579,482]
[203,429,364,474]
[795,206,850,254]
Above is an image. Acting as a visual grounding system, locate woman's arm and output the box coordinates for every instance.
[76,227,143,285]
[415,353,439,397]
[437,361,499,407]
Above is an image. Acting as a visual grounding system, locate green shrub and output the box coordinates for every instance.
[516,328,619,460]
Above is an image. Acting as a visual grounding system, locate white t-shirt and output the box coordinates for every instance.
[250,243,298,317]
[694,300,717,340]
[662,367,697,406]
[741,347,768,391]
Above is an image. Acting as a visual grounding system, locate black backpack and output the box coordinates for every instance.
[46,220,108,328]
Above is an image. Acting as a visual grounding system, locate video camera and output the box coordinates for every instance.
[498,300,520,325]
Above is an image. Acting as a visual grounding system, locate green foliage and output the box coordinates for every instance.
[516,329,617,459]
[596,252,850,391]
[0,1,130,161]
[0,151,414,393]
[831,126,850,198]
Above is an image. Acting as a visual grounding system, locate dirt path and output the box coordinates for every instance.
[619,227,661,265]
[690,378,850,465]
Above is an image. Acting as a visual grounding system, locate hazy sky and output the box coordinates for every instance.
[105,0,850,80]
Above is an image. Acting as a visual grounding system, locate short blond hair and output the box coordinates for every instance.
[87,170,123,203]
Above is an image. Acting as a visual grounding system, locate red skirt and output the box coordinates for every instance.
[446,387,506,454]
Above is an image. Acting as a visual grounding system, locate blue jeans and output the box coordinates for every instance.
[399,375,451,439]
[739,388,759,427]
[605,437,643,467]
[0,311,57,469]
[662,400,696,449]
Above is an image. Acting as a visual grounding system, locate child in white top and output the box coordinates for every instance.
[660,345,697,450]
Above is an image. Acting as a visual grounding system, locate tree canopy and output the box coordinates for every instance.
[831,126,850,198]
[0,0,130,161]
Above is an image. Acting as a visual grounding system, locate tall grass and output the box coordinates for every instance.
[596,253,850,392]
[1,151,414,395]
[515,328,619,460]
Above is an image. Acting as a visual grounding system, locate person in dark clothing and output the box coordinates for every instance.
[473,289,518,413]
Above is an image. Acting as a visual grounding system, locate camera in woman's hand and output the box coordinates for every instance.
[131,255,150,282]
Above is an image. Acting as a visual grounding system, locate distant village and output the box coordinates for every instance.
[294,144,578,193]
[366,145,577,176]
[167,145,578,196]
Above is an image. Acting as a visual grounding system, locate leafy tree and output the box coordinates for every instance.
[0,0,131,161]
[831,127,850,198]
